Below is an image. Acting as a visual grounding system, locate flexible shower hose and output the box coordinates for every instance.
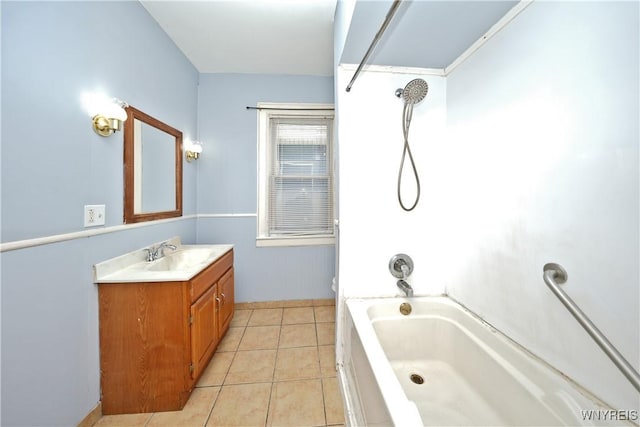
[397,102,421,211]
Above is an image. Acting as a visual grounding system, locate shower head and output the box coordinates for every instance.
[396,78,429,105]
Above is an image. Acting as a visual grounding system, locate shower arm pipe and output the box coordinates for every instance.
[543,263,640,392]
[345,0,402,93]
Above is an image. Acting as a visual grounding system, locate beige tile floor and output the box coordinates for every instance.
[94,299,345,427]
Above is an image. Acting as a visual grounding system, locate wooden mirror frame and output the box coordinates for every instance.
[124,105,183,223]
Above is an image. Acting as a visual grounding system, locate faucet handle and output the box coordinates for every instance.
[143,248,154,262]
[400,263,410,279]
[389,254,414,278]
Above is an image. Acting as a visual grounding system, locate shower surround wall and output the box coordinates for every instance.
[444,1,639,411]
[337,0,638,413]
[337,69,448,299]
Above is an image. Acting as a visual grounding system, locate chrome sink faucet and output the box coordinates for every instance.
[144,242,177,262]
[154,242,177,260]
[389,253,414,297]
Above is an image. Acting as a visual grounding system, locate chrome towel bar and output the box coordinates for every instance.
[543,263,640,392]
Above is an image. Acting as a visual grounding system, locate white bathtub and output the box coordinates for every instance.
[339,296,630,427]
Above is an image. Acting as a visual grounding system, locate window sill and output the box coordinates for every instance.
[256,235,335,247]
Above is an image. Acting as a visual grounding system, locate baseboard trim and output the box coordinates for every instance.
[77,402,102,427]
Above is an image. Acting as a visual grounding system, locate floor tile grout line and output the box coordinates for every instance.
[142,413,152,427]
[265,375,276,427]
[320,358,329,427]
[265,320,283,427]
[272,314,283,384]
[201,384,222,427]
[219,336,241,386]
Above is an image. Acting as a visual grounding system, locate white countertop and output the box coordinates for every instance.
[94,237,233,283]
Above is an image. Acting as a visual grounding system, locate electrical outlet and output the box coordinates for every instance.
[84,204,106,227]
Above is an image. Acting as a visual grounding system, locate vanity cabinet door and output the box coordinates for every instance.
[190,284,217,380]
[218,268,235,336]
[98,281,190,414]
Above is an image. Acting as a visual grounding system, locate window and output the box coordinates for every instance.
[257,103,335,247]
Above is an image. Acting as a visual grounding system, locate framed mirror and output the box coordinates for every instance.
[124,105,183,223]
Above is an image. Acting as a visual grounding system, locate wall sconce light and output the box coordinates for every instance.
[185,140,203,162]
[82,92,128,137]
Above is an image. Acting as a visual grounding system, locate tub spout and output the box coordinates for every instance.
[397,279,413,297]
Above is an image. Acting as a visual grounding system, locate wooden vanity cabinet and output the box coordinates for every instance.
[98,249,234,415]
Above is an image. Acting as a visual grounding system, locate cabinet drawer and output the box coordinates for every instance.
[190,249,233,303]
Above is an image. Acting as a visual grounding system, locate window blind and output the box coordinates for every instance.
[267,116,333,236]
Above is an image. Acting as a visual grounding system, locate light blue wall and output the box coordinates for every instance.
[198,216,336,302]
[2,1,199,241]
[196,74,336,302]
[2,4,337,425]
[1,2,199,425]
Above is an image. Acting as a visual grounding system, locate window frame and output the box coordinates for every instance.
[257,102,335,247]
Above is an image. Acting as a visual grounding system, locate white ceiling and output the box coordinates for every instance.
[140,0,337,76]
[141,0,518,77]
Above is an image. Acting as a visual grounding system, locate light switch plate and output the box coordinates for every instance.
[84,204,106,227]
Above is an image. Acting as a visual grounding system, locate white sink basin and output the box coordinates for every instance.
[94,238,233,283]
[144,248,215,272]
